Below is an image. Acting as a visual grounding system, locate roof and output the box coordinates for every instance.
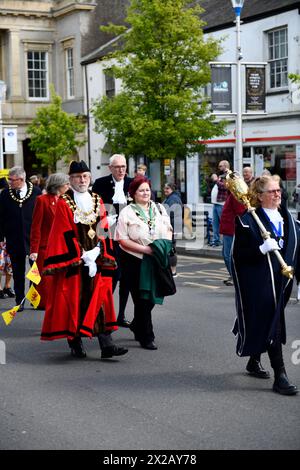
[81,0,300,63]
[200,0,300,32]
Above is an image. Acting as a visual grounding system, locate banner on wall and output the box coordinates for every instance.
[211,66,232,112]
[4,127,18,153]
[246,67,266,112]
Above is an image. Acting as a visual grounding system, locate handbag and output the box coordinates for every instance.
[154,261,176,297]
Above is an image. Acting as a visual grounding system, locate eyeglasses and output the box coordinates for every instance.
[261,189,282,195]
[111,165,126,170]
[8,177,22,182]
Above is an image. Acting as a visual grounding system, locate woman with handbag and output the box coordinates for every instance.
[115,176,173,350]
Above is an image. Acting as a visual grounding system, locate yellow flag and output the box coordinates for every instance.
[26,262,41,285]
[2,306,20,326]
[25,284,41,309]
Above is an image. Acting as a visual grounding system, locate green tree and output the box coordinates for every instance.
[27,85,86,172]
[289,73,300,86]
[92,0,226,164]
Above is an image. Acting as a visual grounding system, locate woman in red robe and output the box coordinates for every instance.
[29,173,70,309]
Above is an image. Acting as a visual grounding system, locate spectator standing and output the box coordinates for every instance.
[162,183,183,277]
[210,160,230,247]
[0,177,14,299]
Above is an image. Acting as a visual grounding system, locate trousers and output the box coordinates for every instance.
[120,249,155,344]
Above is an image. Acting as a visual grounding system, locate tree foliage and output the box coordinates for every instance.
[27,85,86,172]
[92,0,226,161]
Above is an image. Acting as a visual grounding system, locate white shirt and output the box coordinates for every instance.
[263,207,284,234]
[112,177,127,204]
[19,183,27,199]
[115,202,172,259]
[211,184,218,204]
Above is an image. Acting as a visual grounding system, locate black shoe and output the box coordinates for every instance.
[0,290,8,299]
[101,345,128,359]
[3,287,15,298]
[17,304,24,312]
[68,338,87,358]
[246,358,270,379]
[117,318,131,328]
[140,341,158,350]
[273,368,298,396]
[223,277,233,286]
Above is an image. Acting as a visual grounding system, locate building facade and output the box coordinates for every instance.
[198,0,300,207]
[0,0,96,175]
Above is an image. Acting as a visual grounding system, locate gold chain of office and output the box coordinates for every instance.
[8,182,34,207]
[61,192,102,239]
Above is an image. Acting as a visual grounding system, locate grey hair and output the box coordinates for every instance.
[109,154,126,166]
[9,166,26,180]
[46,173,69,194]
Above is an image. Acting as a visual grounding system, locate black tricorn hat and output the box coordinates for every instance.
[68,160,90,175]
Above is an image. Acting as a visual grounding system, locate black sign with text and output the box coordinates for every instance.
[246,67,265,112]
[211,66,232,112]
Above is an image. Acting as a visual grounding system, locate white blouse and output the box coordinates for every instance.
[115,202,173,259]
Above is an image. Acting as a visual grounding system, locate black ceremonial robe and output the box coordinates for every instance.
[231,206,300,357]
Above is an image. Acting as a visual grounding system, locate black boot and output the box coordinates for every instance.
[67,337,87,358]
[246,356,270,379]
[273,367,298,396]
[98,332,128,359]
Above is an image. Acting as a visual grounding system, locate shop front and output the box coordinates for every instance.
[198,117,300,209]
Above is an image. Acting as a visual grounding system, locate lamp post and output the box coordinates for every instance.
[0,80,7,170]
[231,0,245,175]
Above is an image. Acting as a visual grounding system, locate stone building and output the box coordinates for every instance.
[0,0,96,174]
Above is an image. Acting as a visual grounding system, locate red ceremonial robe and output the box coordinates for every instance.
[40,191,117,341]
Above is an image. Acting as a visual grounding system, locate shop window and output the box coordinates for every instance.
[199,147,234,203]
[254,145,296,206]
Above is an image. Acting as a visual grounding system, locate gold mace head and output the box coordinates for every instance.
[225,170,251,208]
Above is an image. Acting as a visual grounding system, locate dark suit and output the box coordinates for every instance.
[92,174,133,322]
[92,174,132,211]
[0,183,42,304]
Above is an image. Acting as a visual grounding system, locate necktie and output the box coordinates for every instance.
[16,189,21,198]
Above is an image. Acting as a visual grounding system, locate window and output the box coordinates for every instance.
[105,73,115,98]
[27,50,48,99]
[66,48,75,98]
[267,27,288,89]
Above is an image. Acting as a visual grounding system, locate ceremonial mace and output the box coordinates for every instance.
[225,170,294,279]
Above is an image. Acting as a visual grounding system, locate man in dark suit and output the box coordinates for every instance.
[92,154,132,327]
[0,166,41,309]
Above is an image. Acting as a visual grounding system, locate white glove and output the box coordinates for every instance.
[297,284,300,301]
[259,238,280,255]
[85,261,97,278]
[81,246,100,264]
[107,214,118,227]
[81,246,100,278]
